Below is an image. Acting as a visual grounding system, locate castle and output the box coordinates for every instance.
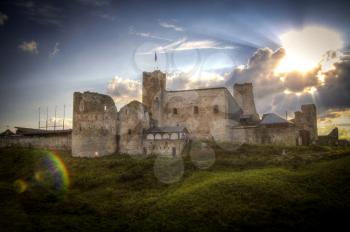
[72,70,318,157]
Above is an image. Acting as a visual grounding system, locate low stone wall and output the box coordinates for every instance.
[0,134,72,150]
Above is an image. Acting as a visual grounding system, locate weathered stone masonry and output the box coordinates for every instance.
[69,70,319,157]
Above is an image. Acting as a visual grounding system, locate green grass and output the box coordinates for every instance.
[1,143,350,231]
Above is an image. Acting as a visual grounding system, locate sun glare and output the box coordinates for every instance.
[275,26,343,74]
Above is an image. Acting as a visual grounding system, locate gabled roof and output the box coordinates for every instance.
[260,113,289,125]
[144,126,188,134]
[0,129,15,136]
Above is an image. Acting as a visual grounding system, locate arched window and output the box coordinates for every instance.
[128,129,132,135]
[146,134,154,140]
[194,106,199,114]
[163,134,169,139]
[170,133,178,140]
[155,133,162,140]
[173,108,178,115]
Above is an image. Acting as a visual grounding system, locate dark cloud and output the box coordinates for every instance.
[224,47,350,114]
[16,1,65,27]
[317,53,350,108]
[76,0,111,7]
[225,48,285,102]
[283,70,319,92]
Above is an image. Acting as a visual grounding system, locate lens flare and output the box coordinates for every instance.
[275,26,343,74]
[14,179,28,193]
[41,150,70,192]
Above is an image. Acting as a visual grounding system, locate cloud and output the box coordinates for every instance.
[18,40,39,54]
[275,26,343,73]
[49,42,60,57]
[318,108,350,139]
[48,117,72,129]
[139,37,235,55]
[129,27,172,42]
[0,12,8,26]
[224,47,350,114]
[135,32,173,42]
[94,12,116,21]
[108,43,350,138]
[159,21,184,31]
[16,1,64,27]
[76,0,111,6]
[317,52,350,108]
[167,71,227,90]
[106,70,229,108]
[107,76,142,107]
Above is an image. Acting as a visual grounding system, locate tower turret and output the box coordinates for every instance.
[233,83,259,121]
[142,70,166,126]
[142,70,166,108]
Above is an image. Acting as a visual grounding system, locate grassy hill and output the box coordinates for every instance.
[1,142,350,231]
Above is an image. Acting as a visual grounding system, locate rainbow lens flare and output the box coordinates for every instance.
[40,150,70,192]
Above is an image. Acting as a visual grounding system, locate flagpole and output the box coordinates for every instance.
[155,51,158,70]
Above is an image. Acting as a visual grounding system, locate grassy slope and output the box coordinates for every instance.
[1,143,350,231]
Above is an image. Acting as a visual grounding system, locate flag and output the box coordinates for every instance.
[154,51,157,62]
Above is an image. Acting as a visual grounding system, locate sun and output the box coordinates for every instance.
[275,26,343,74]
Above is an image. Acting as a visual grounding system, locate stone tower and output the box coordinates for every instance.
[233,83,259,121]
[72,92,118,157]
[142,70,166,126]
[295,104,318,143]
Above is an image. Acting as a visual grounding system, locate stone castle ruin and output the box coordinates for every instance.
[72,70,318,157]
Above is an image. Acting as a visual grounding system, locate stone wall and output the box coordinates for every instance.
[231,126,259,144]
[231,124,297,145]
[72,92,118,157]
[0,134,71,150]
[118,101,150,154]
[162,88,241,141]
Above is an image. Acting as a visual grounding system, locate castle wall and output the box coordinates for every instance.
[294,104,317,143]
[118,101,150,154]
[259,125,297,145]
[231,126,260,144]
[163,88,241,142]
[72,92,118,157]
[231,125,297,145]
[0,134,71,150]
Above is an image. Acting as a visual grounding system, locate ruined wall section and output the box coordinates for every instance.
[118,101,150,154]
[163,88,240,141]
[259,125,297,145]
[294,104,318,143]
[72,92,118,157]
[233,83,259,121]
[231,125,297,145]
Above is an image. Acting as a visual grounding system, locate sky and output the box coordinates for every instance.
[0,0,350,138]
